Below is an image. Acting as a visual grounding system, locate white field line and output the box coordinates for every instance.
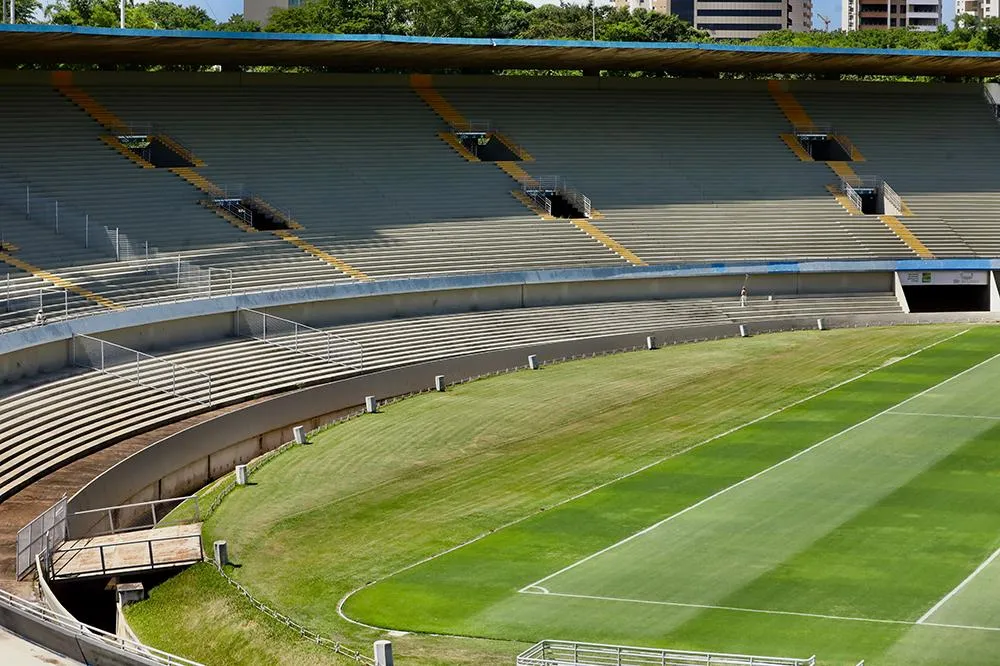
[335,327,971,628]
[917,545,1000,624]
[519,589,1000,634]
[522,333,998,593]
[890,411,1000,421]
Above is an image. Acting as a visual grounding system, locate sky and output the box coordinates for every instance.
[190,0,954,34]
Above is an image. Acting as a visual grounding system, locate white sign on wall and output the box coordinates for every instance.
[898,271,988,286]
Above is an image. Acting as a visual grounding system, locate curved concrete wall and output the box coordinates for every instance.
[67,310,1000,537]
[1,268,895,384]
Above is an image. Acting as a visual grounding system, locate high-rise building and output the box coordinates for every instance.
[841,0,942,31]
[955,0,998,19]
[613,0,811,40]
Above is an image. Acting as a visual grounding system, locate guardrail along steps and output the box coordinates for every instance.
[50,75,369,280]
[767,80,933,259]
[410,75,643,266]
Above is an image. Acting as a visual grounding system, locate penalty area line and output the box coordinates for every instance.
[889,411,1000,421]
[521,328,993,593]
[519,589,1000,634]
[917,545,1000,624]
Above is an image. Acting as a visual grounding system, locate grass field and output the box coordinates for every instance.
[127,324,1000,666]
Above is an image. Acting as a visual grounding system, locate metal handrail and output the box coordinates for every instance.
[72,333,214,406]
[0,586,204,666]
[517,640,815,666]
[72,495,201,536]
[237,307,364,371]
[524,175,593,218]
[882,181,902,213]
[50,532,203,579]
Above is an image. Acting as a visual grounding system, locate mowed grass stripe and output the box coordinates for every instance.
[344,327,1000,636]
[536,348,1000,615]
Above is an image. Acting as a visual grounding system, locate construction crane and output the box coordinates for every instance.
[817,13,832,31]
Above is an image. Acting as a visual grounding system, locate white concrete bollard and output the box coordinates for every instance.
[374,640,393,666]
[116,582,145,607]
[646,336,656,350]
[434,375,445,392]
[528,354,539,370]
[365,396,378,413]
[214,540,229,567]
[817,318,825,331]
[235,464,247,486]
[739,324,748,338]
[293,425,306,445]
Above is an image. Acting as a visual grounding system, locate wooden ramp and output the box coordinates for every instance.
[50,524,202,580]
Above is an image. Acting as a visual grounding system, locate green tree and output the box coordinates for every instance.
[266,0,409,34]
[139,0,215,29]
[406,0,533,38]
[600,7,706,42]
[518,2,597,40]
[2,0,42,23]
[218,13,262,32]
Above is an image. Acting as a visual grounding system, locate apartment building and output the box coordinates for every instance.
[614,0,811,40]
[955,0,998,18]
[841,0,942,30]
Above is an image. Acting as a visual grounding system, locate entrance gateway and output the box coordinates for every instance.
[896,270,996,313]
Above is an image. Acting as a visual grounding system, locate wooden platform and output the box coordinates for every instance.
[50,524,203,580]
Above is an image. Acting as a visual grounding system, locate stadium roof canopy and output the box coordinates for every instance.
[2,24,1000,76]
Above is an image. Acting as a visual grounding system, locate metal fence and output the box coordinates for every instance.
[71,496,201,537]
[236,308,364,371]
[15,497,66,580]
[0,587,204,666]
[516,641,815,666]
[212,561,375,665]
[881,181,903,215]
[72,333,214,406]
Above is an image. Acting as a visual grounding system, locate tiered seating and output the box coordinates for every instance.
[796,84,992,258]
[0,292,901,500]
[0,85,354,291]
[443,83,915,262]
[91,81,624,278]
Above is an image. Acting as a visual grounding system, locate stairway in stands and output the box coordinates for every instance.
[410,74,645,267]
[51,73,370,282]
[767,80,934,259]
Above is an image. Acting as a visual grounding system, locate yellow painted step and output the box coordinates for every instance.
[779,134,813,161]
[827,161,856,181]
[511,190,555,220]
[767,80,815,131]
[0,251,123,311]
[490,132,534,162]
[410,74,468,128]
[100,136,155,169]
[155,134,206,167]
[273,231,369,280]
[570,218,646,266]
[879,215,934,258]
[825,184,862,216]
[496,161,535,186]
[437,132,480,162]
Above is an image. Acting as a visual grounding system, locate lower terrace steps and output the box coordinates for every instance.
[0,293,903,501]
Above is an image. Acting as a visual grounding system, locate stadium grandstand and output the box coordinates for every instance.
[2,23,1000,666]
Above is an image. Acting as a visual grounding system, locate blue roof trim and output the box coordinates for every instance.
[5,23,1000,60]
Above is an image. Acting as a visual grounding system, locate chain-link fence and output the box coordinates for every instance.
[236,308,364,371]
[72,333,214,406]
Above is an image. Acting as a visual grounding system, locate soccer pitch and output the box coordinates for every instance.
[344,327,1000,665]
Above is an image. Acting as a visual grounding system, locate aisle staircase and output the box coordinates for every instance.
[767,80,933,259]
[0,248,122,311]
[410,74,644,266]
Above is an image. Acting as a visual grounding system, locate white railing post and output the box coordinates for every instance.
[176,255,181,286]
[115,228,120,261]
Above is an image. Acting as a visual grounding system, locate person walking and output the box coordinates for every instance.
[740,286,748,308]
